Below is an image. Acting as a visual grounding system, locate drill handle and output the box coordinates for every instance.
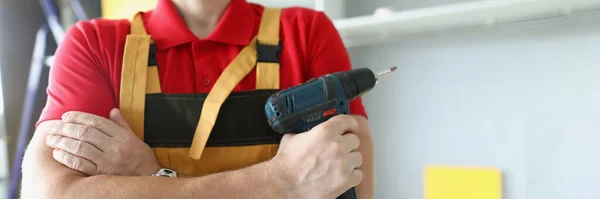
[338,187,358,199]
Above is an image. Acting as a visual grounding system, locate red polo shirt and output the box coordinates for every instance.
[38,0,367,124]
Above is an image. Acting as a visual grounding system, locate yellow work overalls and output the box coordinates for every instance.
[119,8,284,176]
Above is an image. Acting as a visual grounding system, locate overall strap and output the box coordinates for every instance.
[255,8,282,90]
[120,12,161,140]
[188,8,283,159]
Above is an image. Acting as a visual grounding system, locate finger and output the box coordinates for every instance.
[62,111,121,137]
[350,169,363,187]
[346,151,363,170]
[48,122,111,151]
[109,108,132,130]
[319,115,359,136]
[53,148,98,176]
[340,133,360,153]
[46,134,105,165]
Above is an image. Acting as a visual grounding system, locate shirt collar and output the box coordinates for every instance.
[145,0,258,50]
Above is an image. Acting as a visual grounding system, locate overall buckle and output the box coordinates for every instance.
[256,40,281,63]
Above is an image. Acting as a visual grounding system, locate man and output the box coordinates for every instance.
[21,0,374,198]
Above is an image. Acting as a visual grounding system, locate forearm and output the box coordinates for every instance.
[51,163,278,199]
[21,121,284,199]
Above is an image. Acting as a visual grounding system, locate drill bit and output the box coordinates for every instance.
[376,66,397,79]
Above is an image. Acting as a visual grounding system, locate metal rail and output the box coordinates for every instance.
[335,0,600,47]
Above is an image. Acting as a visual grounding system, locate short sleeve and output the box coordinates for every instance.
[37,22,117,126]
[304,12,368,119]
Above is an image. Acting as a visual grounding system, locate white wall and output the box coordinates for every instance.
[347,3,600,199]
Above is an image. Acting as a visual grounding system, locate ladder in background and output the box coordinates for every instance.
[8,1,89,198]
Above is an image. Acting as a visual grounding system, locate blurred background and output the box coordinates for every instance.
[3,0,600,198]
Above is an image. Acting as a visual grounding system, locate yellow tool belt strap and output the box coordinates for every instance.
[120,13,153,140]
[255,8,282,90]
[189,8,282,159]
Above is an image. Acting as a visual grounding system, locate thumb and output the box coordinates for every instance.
[280,134,294,146]
[109,108,132,130]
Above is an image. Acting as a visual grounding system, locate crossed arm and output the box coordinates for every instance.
[20,111,374,199]
[21,121,285,199]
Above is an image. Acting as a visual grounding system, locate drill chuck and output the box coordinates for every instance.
[332,68,377,100]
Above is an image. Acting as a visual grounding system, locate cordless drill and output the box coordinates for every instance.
[264,67,396,199]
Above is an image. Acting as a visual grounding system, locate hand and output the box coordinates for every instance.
[266,115,363,199]
[45,108,161,176]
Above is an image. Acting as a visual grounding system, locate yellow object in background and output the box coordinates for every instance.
[424,165,502,199]
[101,0,158,19]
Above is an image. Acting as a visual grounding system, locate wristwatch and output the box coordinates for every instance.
[152,168,178,178]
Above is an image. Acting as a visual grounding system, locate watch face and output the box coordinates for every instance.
[154,168,177,177]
